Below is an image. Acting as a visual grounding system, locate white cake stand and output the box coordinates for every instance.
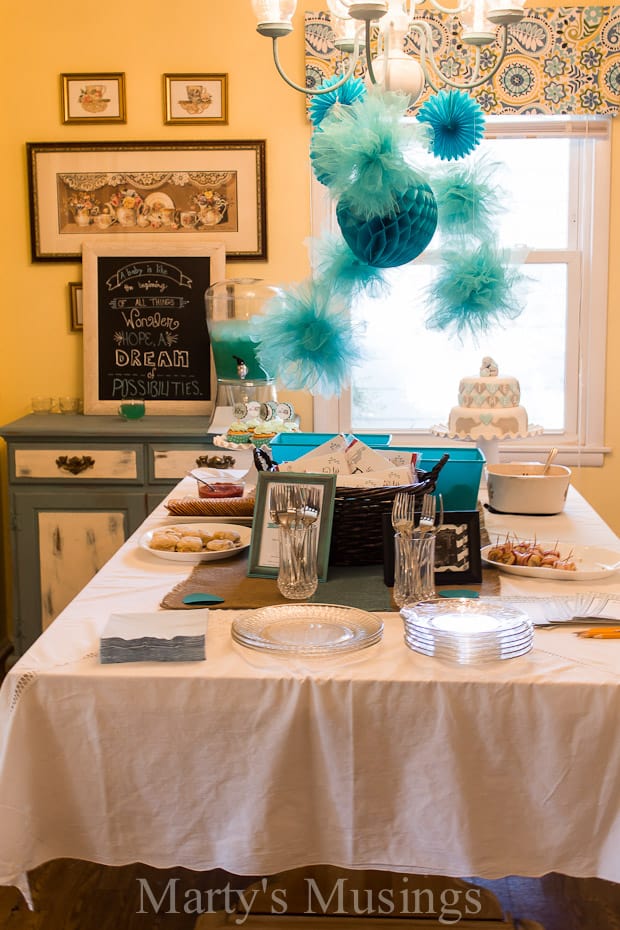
[431,424,544,466]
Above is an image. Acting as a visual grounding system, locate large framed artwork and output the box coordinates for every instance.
[26,140,266,261]
[81,237,225,415]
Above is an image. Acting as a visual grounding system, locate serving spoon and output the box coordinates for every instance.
[542,447,558,475]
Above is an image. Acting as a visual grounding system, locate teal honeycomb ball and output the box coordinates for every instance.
[336,181,438,268]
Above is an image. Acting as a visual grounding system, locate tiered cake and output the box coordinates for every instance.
[448,358,530,439]
[433,357,542,445]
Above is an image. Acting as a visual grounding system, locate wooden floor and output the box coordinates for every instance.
[0,861,619,930]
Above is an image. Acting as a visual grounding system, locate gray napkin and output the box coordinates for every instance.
[100,610,208,663]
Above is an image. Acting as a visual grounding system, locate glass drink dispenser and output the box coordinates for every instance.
[205,278,278,432]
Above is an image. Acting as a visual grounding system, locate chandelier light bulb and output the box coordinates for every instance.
[460,0,496,46]
[485,0,525,25]
[331,14,360,53]
[330,1,389,22]
[252,0,297,36]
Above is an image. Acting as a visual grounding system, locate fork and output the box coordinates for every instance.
[417,494,436,535]
[391,491,416,537]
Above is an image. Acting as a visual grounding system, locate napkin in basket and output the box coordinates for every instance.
[100,610,208,663]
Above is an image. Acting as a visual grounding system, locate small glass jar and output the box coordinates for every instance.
[277,523,319,600]
[393,532,436,608]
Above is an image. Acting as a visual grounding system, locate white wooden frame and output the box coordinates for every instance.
[82,236,225,415]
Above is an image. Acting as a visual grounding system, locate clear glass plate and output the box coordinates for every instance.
[231,604,383,656]
[401,599,531,637]
[403,623,533,648]
[404,633,533,662]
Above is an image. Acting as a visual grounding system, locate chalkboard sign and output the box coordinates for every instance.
[82,238,225,414]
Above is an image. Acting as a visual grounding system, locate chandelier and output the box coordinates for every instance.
[251,0,525,104]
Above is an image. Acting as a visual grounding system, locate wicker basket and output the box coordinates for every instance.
[328,455,449,566]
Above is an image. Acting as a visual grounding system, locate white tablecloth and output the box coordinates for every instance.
[1,481,620,903]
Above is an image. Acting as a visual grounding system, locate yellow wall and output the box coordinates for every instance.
[0,0,618,539]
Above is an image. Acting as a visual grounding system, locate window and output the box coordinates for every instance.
[312,116,611,465]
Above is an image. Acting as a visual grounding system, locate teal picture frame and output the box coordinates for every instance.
[247,471,337,580]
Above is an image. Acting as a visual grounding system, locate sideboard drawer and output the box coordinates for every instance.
[150,445,253,480]
[12,445,143,482]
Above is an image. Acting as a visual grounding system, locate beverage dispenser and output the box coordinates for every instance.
[205,278,278,433]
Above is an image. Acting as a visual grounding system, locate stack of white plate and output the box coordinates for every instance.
[232,603,383,657]
[401,599,533,664]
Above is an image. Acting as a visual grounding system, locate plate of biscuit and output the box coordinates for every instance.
[140,523,251,562]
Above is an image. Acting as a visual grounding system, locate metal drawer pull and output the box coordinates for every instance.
[55,455,96,475]
[195,454,236,468]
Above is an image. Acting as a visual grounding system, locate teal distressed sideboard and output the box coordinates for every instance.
[0,414,252,661]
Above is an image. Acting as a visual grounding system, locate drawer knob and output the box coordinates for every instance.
[55,455,96,475]
[195,454,236,469]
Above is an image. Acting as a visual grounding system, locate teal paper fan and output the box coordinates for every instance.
[308,75,367,127]
[417,90,485,161]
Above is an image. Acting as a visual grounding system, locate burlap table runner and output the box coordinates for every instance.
[160,557,500,612]
[160,501,499,610]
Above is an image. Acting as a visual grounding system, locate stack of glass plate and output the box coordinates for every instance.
[401,599,533,664]
[231,603,383,656]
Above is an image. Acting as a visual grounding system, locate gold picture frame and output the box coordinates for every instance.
[164,73,228,125]
[61,73,127,124]
[68,281,83,331]
[27,140,267,261]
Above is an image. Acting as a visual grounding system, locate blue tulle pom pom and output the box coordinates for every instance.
[308,75,367,127]
[337,178,438,268]
[417,90,485,161]
[431,157,503,240]
[425,244,526,338]
[249,280,364,396]
[311,234,388,299]
[309,88,430,214]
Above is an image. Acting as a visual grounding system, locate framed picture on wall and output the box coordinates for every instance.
[61,73,127,123]
[81,237,225,415]
[164,74,228,124]
[26,140,267,262]
[68,281,83,331]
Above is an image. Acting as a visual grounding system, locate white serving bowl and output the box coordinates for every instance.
[486,462,571,515]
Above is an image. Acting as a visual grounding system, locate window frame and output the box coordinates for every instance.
[311,116,612,466]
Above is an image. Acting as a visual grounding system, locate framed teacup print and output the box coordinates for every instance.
[27,140,266,261]
[164,74,228,125]
[61,73,126,123]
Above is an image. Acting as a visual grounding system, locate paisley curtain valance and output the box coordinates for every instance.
[304,6,620,114]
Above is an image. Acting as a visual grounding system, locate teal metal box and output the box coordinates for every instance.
[270,434,484,511]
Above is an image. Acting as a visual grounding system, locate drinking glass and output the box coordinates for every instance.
[393,533,436,608]
[277,523,319,600]
[31,396,54,414]
[118,399,146,420]
[59,396,80,414]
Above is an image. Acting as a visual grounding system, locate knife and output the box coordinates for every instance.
[534,616,620,629]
